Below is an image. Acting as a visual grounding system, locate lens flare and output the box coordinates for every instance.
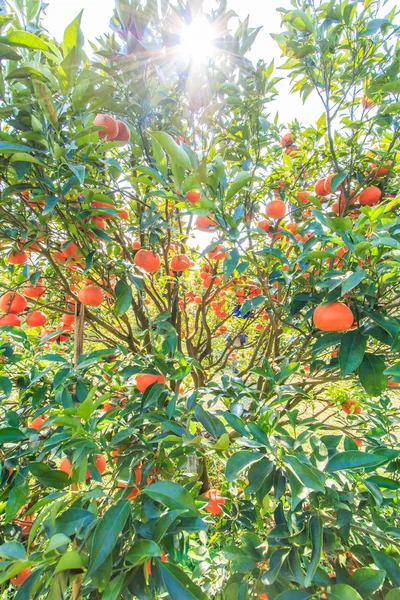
[179,18,216,64]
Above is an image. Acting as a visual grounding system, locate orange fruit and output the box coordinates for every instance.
[324,173,338,194]
[94,114,119,140]
[170,254,193,272]
[134,249,161,273]
[204,489,225,514]
[313,303,354,331]
[0,314,21,326]
[78,286,104,307]
[136,373,165,392]
[196,215,217,232]
[314,178,329,197]
[280,132,293,147]
[296,190,311,204]
[186,190,201,204]
[358,186,381,206]
[0,292,27,314]
[114,120,130,144]
[132,241,141,250]
[95,454,107,474]
[265,200,286,219]
[11,566,31,586]
[24,280,45,299]
[208,244,229,261]
[8,250,28,265]
[26,311,47,327]
[31,415,47,430]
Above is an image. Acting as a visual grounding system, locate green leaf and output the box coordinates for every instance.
[386,590,400,600]
[330,171,348,193]
[114,284,132,317]
[245,459,274,493]
[126,540,161,566]
[0,541,26,561]
[54,551,84,574]
[225,171,252,202]
[6,30,50,51]
[283,456,325,492]
[339,330,366,377]
[62,10,84,56]
[226,451,264,482]
[0,142,35,153]
[241,295,266,316]
[326,451,389,472]
[194,404,225,439]
[135,165,166,185]
[151,131,191,170]
[0,376,12,397]
[160,562,209,600]
[358,353,388,396]
[371,550,400,587]
[262,548,291,585]
[88,501,130,576]
[0,427,26,442]
[341,269,367,295]
[223,248,239,279]
[29,463,70,489]
[305,516,322,587]
[144,481,200,516]
[327,585,363,600]
[6,480,28,522]
[349,568,386,597]
[0,42,21,61]
[67,164,85,184]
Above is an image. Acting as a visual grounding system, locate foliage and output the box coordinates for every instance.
[0,0,399,598]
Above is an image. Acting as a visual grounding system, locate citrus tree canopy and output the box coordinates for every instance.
[0,0,400,598]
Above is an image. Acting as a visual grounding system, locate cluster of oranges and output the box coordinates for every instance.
[93,113,131,144]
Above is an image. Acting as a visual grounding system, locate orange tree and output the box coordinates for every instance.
[0,0,400,598]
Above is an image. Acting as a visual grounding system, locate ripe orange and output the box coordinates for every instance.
[313,303,354,331]
[91,200,115,218]
[369,161,392,178]
[324,173,338,194]
[204,489,225,514]
[170,254,193,272]
[78,285,104,307]
[132,241,141,250]
[136,373,165,392]
[31,415,47,430]
[186,190,201,204]
[95,454,107,474]
[258,594,268,600]
[26,311,47,327]
[24,280,45,299]
[0,314,21,326]
[0,292,27,314]
[196,215,217,232]
[59,458,72,476]
[60,240,79,258]
[114,120,131,144]
[265,200,286,219]
[296,190,311,204]
[342,400,361,415]
[10,566,31,586]
[208,244,228,261]
[118,208,129,220]
[61,313,75,325]
[314,178,329,197]
[8,250,27,265]
[257,220,271,233]
[94,114,118,139]
[134,249,161,273]
[280,132,293,147]
[358,186,381,206]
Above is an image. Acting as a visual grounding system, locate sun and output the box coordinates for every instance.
[179,18,216,64]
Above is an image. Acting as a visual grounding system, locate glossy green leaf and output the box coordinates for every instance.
[223,248,239,279]
[226,451,264,482]
[114,284,132,317]
[54,551,84,574]
[0,541,26,560]
[326,451,388,472]
[29,463,70,489]
[160,562,209,600]
[88,501,130,576]
[144,481,200,516]
[226,171,252,202]
[358,353,388,396]
[304,516,323,586]
[283,456,325,492]
[339,330,366,377]
[327,585,363,600]
[6,30,49,51]
[151,131,191,170]
[126,540,161,566]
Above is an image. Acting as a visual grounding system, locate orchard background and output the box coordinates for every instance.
[0,0,400,598]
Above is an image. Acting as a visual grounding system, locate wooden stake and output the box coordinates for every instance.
[72,301,84,600]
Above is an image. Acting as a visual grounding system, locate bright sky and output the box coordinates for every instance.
[42,0,320,125]
[42,0,397,126]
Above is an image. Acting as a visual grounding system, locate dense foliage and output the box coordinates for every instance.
[0,0,400,598]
